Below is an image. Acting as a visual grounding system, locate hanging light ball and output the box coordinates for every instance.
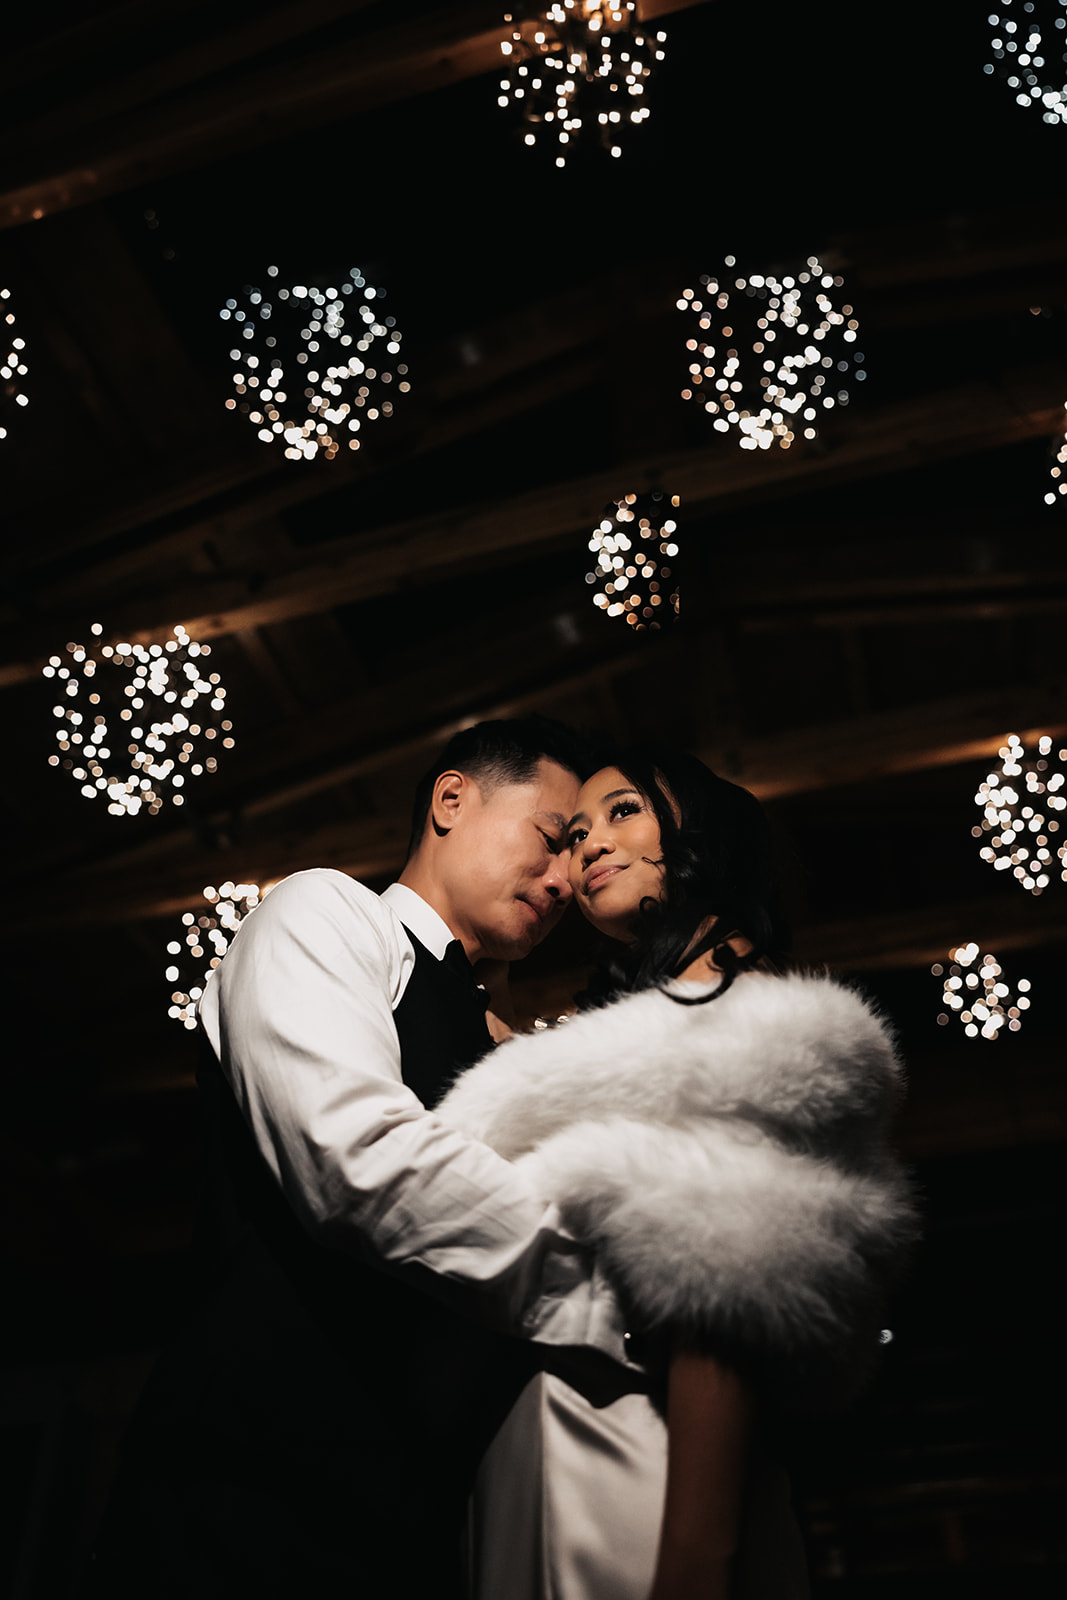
[43,623,235,817]
[220,266,409,462]
[1,286,29,442]
[972,733,1067,894]
[932,944,1031,1039]
[984,2,1067,125]
[678,255,864,451]
[586,490,680,629]
[499,3,665,167]
[165,881,272,1028]
[1045,403,1067,504]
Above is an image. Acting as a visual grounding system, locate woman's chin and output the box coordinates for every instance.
[575,894,639,943]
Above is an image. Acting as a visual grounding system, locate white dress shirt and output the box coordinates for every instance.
[197,868,632,1363]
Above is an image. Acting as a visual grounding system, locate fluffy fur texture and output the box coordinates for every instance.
[437,972,917,1408]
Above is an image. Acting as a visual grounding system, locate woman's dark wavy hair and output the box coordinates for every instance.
[577,748,788,1011]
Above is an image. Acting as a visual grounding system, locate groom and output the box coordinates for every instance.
[87,717,633,1598]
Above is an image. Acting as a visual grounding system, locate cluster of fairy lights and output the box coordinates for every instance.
[984,2,1067,124]
[221,267,408,461]
[166,882,271,1028]
[678,257,864,451]
[43,624,234,816]
[1,287,28,441]
[932,945,1031,1039]
[586,491,680,628]
[1046,404,1067,504]
[499,3,665,166]
[972,734,1067,894]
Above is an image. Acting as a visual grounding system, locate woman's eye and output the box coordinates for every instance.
[567,828,587,848]
[610,800,641,821]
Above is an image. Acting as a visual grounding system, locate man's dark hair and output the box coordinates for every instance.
[407,715,591,857]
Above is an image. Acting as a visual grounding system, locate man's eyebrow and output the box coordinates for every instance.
[536,811,570,834]
[565,788,640,829]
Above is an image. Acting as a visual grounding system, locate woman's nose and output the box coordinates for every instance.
[582,834,613,865]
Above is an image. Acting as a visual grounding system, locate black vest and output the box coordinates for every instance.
[86,924,534,1599]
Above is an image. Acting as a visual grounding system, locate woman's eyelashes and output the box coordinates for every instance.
[568,797,644,848]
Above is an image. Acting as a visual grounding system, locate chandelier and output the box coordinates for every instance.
[1,286,28,441]
[932,944,1031,1039]
[220,266,409,462]
[166,882,271,1028]
[586,491,680,629]
[985,2,1067,124]
[678,256,864,451]
[972,733,1067,894]
[43,623,234,817]
[499,3,665,166]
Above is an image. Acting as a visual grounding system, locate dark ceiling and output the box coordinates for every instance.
[1,3,1065,1595]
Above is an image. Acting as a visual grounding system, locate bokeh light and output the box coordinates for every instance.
[499,3,665,166]
[1045,402,1067,504]
[984,2,1067,125]
[1,286,29,441]
[220,267,408,461]
[972,733,1067,894]
[678,255,864,450]
[586,490,680,629]
[166,882,273,1028]
[43,623,235,816]
[932,944,1031,1039]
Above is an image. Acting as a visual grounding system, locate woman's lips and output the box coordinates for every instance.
[584,863,624,893]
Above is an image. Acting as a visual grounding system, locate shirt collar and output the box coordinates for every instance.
[380,882,458,962]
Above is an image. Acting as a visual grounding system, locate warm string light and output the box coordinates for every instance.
[43,623,234,816]
[165,882,273,1028]
[586,490,680,629]
[932,944,1031,1039]
[499,3,665,166]
[984,2,1067,124]
[678,256,864,451]
[1,286,29,441]
[221,267,409,461]
[1046,403,1067,504]
[972,733,1067,894]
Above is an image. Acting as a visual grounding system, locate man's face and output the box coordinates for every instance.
[442,759,580,962]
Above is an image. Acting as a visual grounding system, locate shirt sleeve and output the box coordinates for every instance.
[196,869,633,1363]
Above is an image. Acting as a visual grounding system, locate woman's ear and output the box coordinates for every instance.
[430,769,469,836]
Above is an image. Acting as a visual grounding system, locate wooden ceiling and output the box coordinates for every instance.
[0,0,1064,1097]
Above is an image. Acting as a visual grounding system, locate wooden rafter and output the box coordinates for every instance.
[3,360,1064,687]
[0,1,703,229]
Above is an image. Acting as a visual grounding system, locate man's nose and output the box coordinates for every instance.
[543,860,573,903]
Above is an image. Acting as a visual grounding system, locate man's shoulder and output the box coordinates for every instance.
[251,869,408,952]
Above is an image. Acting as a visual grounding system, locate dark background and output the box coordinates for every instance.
[1,2,1065,1594]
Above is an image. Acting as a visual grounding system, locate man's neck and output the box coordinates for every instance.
[396,862,478,962]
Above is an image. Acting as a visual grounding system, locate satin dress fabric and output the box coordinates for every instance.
[468,1364,811,1600]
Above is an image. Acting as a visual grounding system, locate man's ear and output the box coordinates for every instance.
[430,770,474,836]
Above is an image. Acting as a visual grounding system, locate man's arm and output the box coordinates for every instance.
[197,869,629,1357]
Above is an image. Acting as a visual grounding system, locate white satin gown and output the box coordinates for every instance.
[466,1357,810,1600]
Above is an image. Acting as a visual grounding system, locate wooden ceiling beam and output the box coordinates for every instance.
[0,1,703,229]
[3,361,1064,688]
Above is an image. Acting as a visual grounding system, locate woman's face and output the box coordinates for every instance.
[567,767,666,941]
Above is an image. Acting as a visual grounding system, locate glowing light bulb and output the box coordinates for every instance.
[498,3,662,165]
[677,257,863,451]
[220,268,409,461]
[44,624,234,816]
[585,490,680,631]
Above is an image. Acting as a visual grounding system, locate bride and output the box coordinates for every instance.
[437,748,915,1600]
